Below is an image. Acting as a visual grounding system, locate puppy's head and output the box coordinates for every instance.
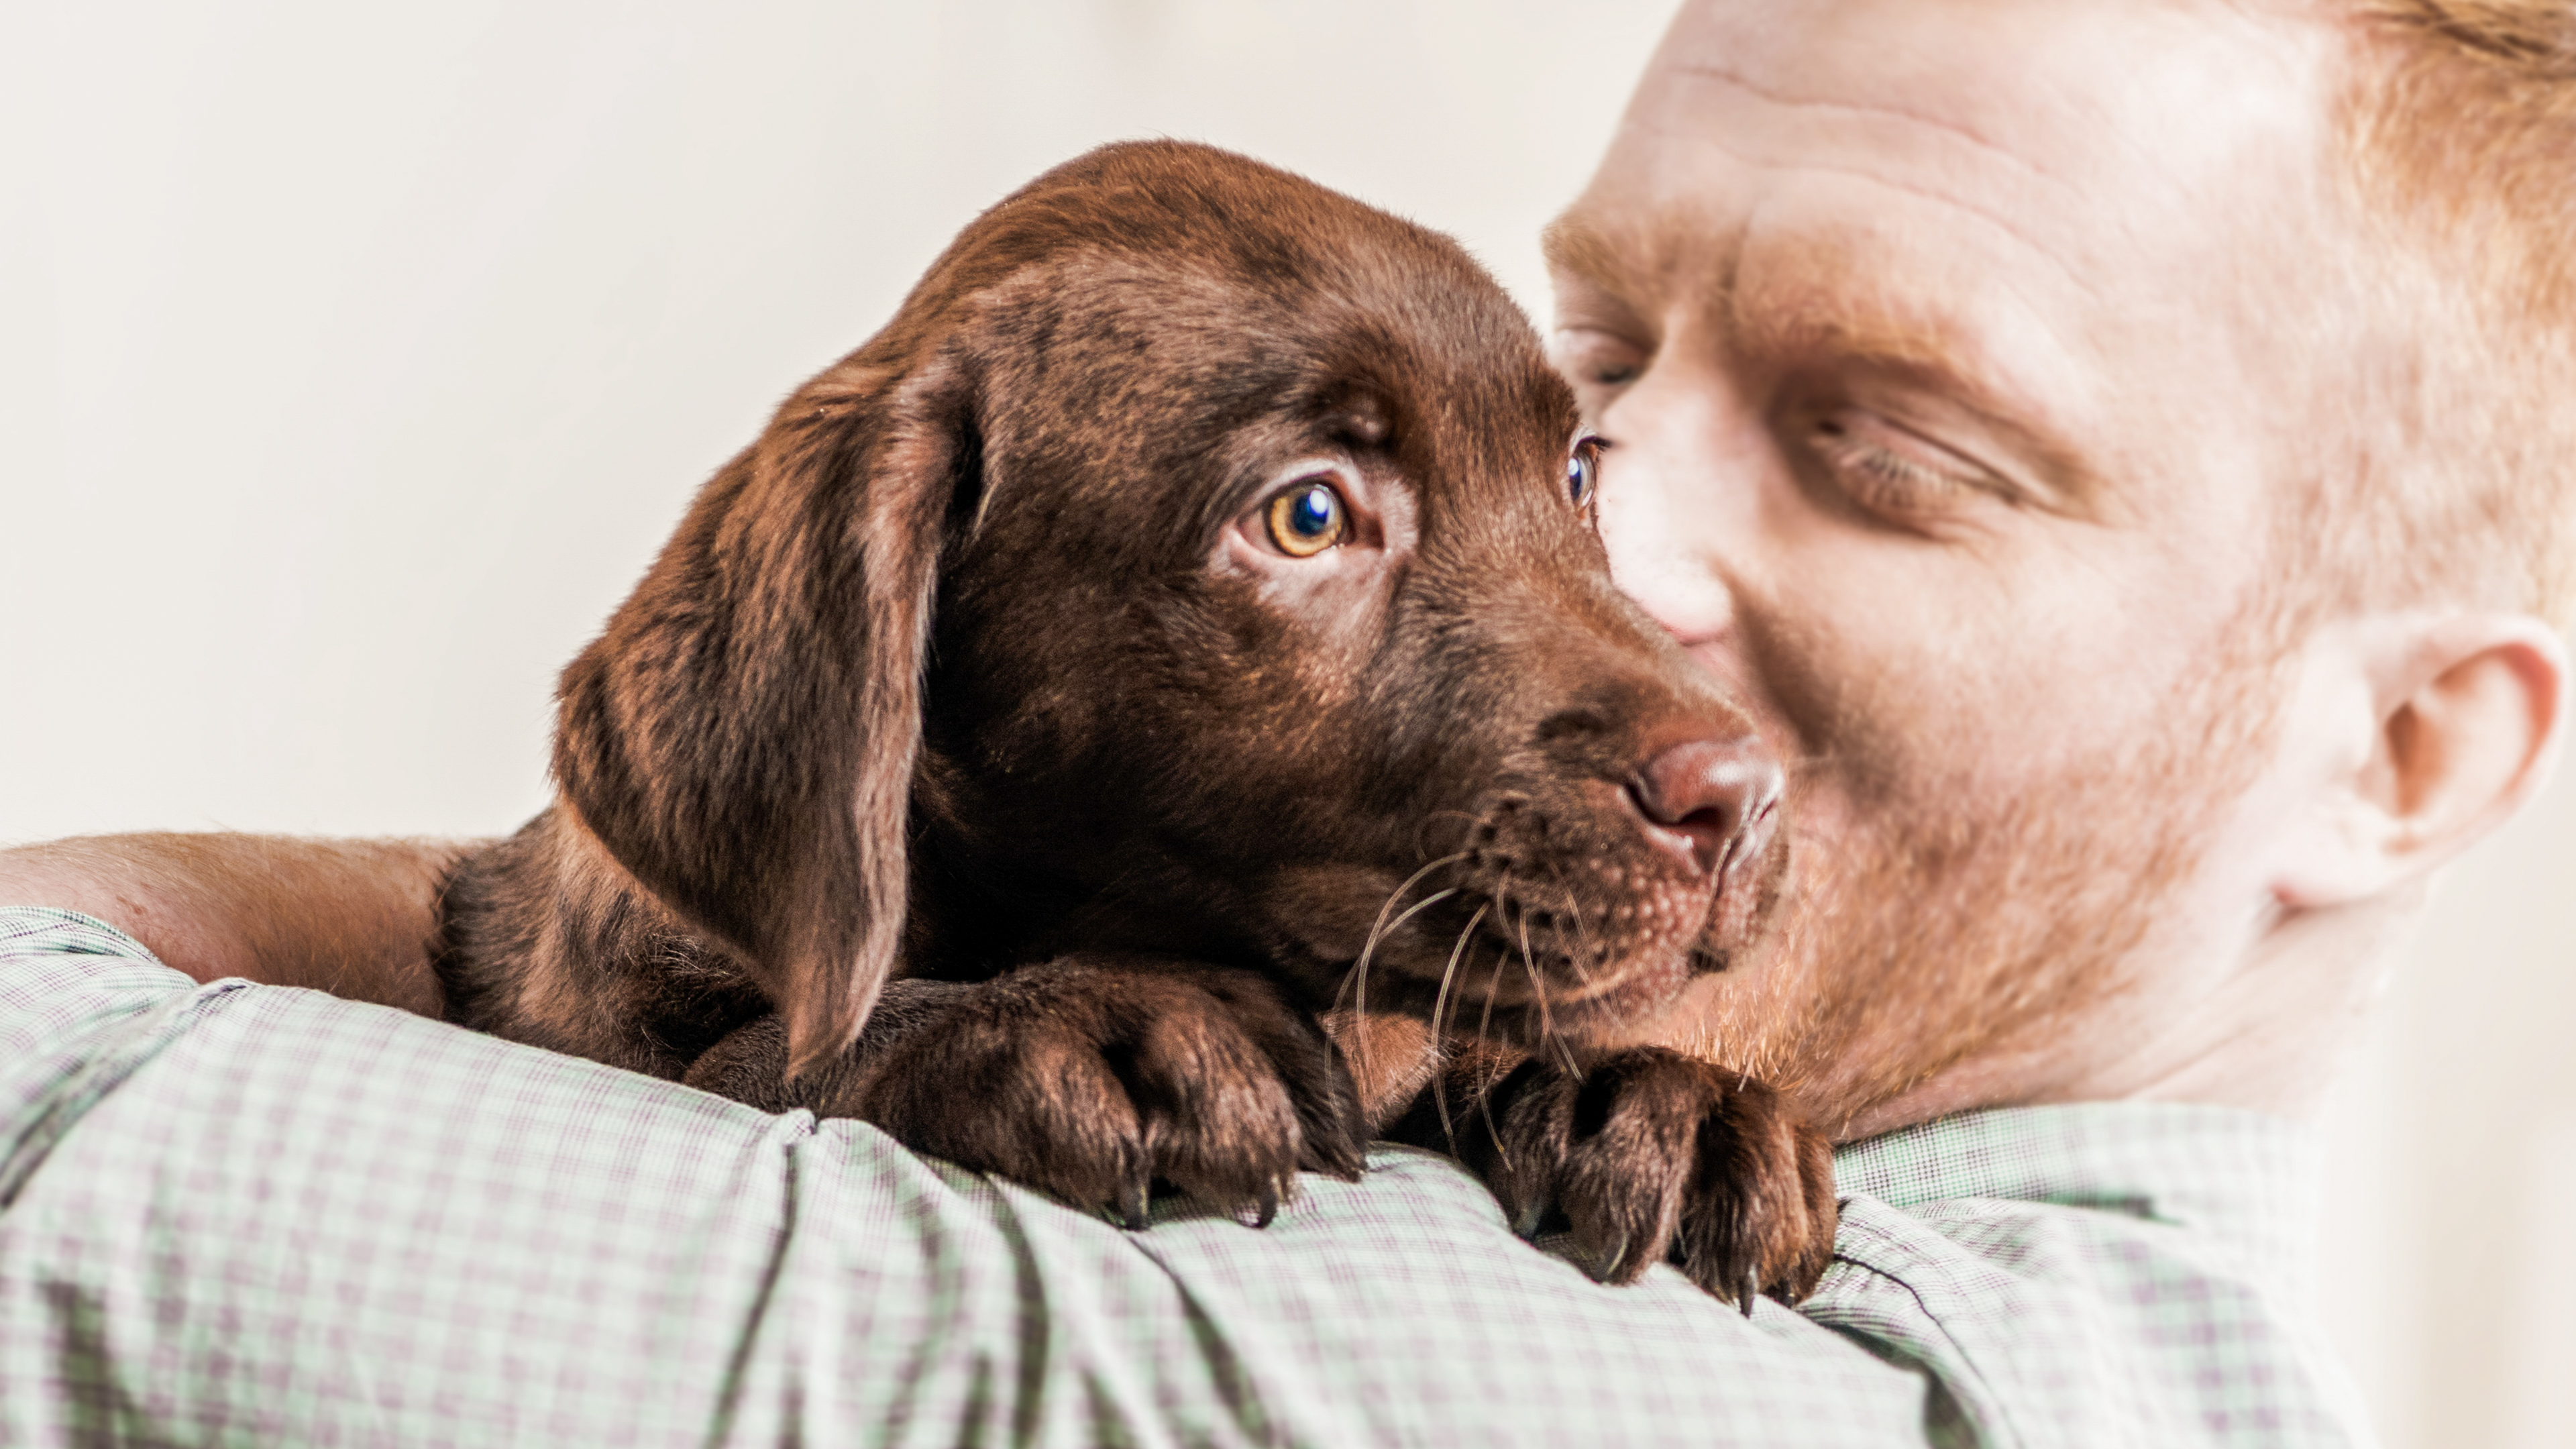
[556,142,1787,1079]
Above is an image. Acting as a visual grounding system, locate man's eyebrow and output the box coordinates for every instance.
[1547,207,1990,371]
[1727,259,2107,510]
[1542,212,1665,299]
[1727,277,1964,384]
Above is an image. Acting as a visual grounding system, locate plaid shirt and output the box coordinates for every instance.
[0,906,2373,1446]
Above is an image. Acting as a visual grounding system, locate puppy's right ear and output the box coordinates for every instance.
[552,347,973,1082]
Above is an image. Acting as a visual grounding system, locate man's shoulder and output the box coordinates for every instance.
[1815,1104,2377,1446]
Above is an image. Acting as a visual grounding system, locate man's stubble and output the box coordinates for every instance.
[1676,592,2299,1139]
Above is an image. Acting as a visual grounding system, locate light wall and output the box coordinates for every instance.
[5,5,2566,1444]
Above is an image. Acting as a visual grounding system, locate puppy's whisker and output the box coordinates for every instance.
[1540,874,1599,991]
[1540,863,1595,957]
[1332,853,1469,1020]
[1474,949,1503,1055]
[1475,951,1512,1171]
[1347,885,1462,1030]
[1431,909,1485,1046]
[1340,879,1465,1088]
[1545,914,1609,1031]
[1384,851,1472,916]
[1540,888,1641,1036]
[1430,902,1490,1152]
[1382,886,1463,941]
[1348,855,1468,977]
[1350,876,1452,1067]
[1505,889,1580,1079]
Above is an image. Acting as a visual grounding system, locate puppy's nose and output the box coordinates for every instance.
[1625,737,1784,879]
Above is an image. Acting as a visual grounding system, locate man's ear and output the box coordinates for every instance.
[2271,612,2567,908]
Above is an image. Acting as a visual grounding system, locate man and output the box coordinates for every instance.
[4,0,2567,1442]
[1564,0,2571,1141]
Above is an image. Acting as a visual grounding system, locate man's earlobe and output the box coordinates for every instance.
[2274,613,2566,909]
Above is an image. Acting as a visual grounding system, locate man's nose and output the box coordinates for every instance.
[1624,735,1784,879]
[1590,366,1760,651]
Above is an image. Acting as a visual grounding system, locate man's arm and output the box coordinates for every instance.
[0,904,1936,1447]
[0,832,474,1016]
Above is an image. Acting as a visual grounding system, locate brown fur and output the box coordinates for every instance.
[435,141,1833,1303]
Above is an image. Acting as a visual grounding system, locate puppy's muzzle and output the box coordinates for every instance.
[1623,735,1784,883]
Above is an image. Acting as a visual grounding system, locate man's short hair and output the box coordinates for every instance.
[2330,1,2576,629]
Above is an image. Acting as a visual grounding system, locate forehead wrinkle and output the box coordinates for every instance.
[1670,60,2076,198]
[1648,69,2089,297]
[1666,0,2320,212]
[1552,161,2086,432]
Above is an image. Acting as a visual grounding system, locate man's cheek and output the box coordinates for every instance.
[1711,599,1925,792]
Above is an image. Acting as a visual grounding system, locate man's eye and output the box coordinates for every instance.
[1552,328,1650,394]
[1806,411,1987,517]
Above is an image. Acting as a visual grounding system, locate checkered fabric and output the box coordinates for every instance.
[0,907,2374,1446]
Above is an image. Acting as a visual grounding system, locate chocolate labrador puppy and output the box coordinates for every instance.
[434,141,1835,1306]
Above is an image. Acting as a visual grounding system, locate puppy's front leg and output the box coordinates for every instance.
[686,957,1366,1227]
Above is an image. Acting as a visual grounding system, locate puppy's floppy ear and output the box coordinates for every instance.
[553,347,971,1081]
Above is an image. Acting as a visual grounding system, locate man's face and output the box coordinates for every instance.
[1554,0,2355,1134]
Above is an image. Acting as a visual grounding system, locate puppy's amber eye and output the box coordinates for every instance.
[1266,479,1348,557]
[1566,435,1606,509]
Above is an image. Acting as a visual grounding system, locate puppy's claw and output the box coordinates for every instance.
[1440,1048,1838,1309]
[1116,1178,1150,1232]
[1513,1195,1553,1240]
[1253,1181,1281,1230]
[1592,1231,1631,1284]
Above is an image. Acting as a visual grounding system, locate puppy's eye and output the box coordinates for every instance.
[1265,479,1348,557]
[1565,436,1607,510]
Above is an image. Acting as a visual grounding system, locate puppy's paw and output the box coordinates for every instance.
[1474,1049,1836,1307]
[837,956,1365,1228]
[683,979,979,1113]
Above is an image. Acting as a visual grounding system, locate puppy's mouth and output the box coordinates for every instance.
[1405,908,1717,1049]
[1330,786,1791,1050]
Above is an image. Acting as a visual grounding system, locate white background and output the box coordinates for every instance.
[4,5,2568,1442]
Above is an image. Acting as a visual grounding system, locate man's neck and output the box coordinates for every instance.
[1833,888,2418,1142]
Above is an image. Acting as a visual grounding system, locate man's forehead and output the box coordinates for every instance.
[1554,0,2340,296]
[1549,0,2358,503]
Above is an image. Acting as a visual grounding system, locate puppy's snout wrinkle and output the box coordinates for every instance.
[1625,737,1783,879]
